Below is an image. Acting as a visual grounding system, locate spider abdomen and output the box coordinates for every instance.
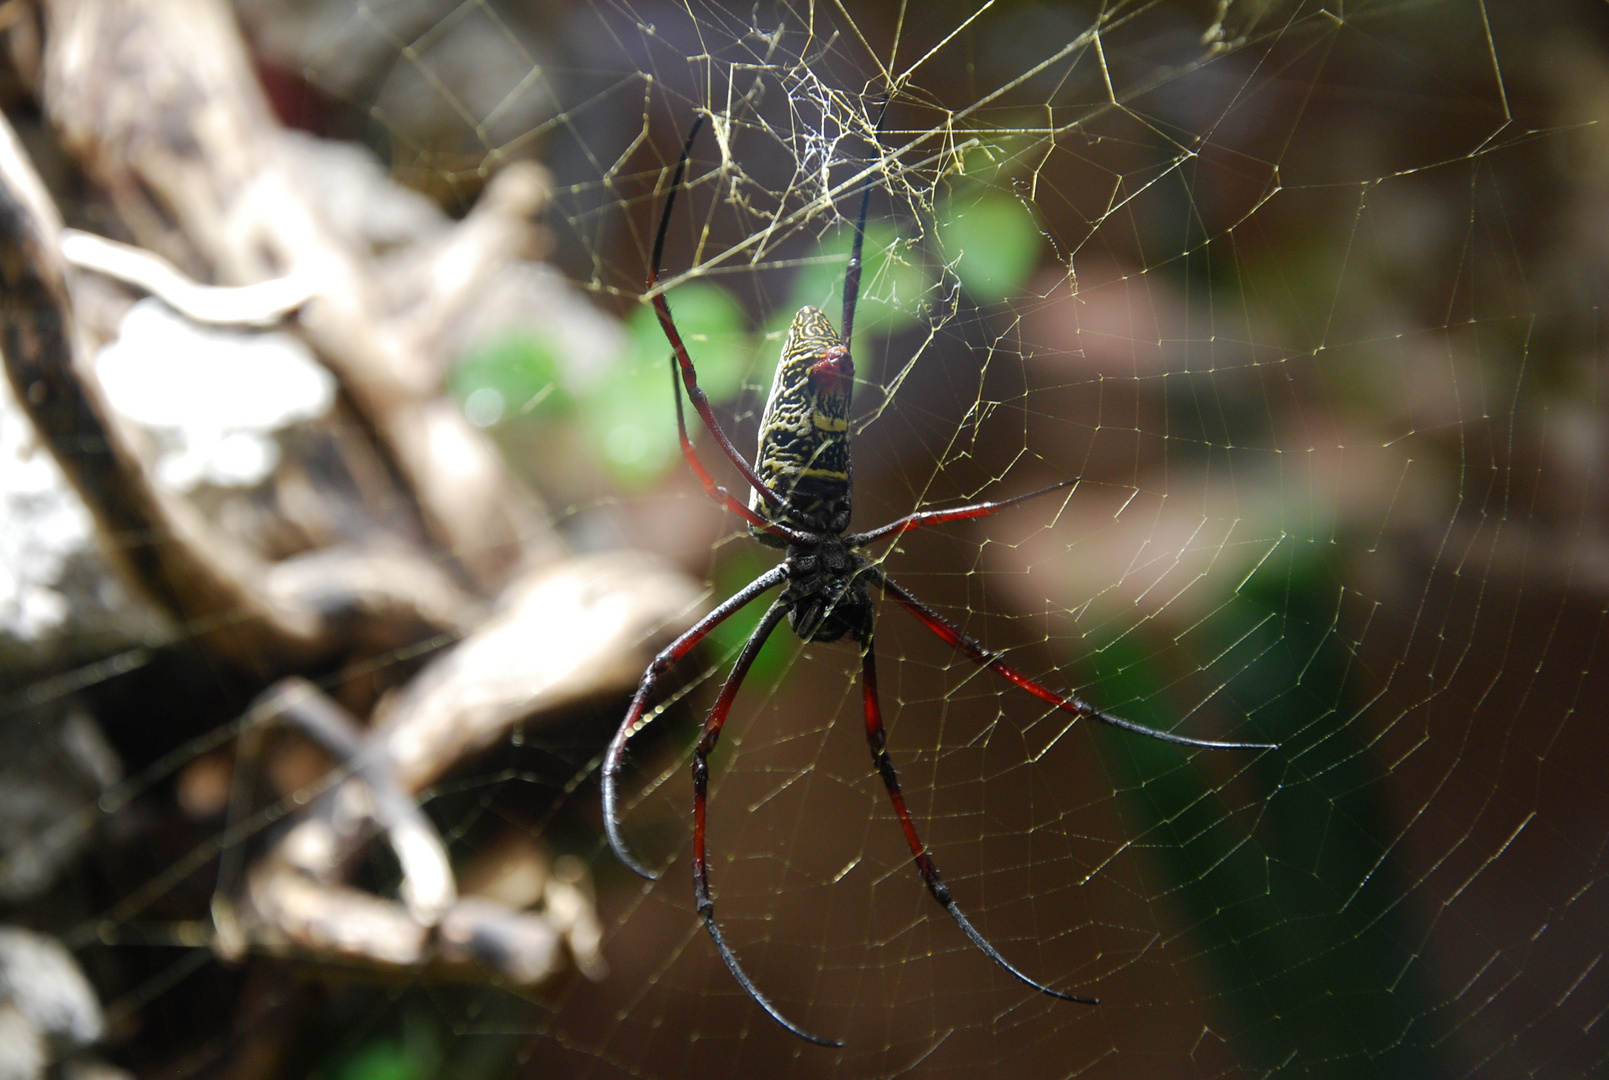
[749,306,854,537]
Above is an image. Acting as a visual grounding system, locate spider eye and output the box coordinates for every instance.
[809,346,853,396]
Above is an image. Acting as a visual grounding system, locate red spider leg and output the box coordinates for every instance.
[871,569,1277,751]
[649,116,782,509]
[847,478,1078,546]
[668,360,807,543]
[603,564,790,879]
[858,633,1098,1005]
[691,599,841,1046]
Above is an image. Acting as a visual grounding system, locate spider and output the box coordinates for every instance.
[602,110,1272,1046]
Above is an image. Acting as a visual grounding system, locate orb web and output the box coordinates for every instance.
[19,2,1607,1078]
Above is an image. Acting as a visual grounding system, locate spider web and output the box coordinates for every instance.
[18,1,1609,1077]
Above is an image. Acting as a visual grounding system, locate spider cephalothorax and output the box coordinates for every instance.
[600,107,1272,1047]
[778,537,872,643]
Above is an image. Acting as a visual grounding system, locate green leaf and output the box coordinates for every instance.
[704,548,792,685]
[622,282,753,404]
[788,222,929,340]
[1083,541,1443,1075]
[328,1042,423,1080]
[578,282,753,487]
[937,191,1043,303]
[576,359,681,488]
[450,333,569,428]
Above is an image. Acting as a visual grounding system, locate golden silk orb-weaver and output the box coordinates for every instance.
[602,109,1273,1046]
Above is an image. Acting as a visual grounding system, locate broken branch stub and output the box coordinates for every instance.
[0,111,476,673]
[41,0,561,589]
[0,111,324,670]
[224,554,704,985]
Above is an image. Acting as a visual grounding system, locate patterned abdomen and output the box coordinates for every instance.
[749,306,854,536]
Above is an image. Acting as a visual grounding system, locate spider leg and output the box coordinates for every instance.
[691,600,841,1046]
[858,632,1098,1005]
[603,564,789,879]
[838,95,891,354]
[870,569,1277,751]
[847,478,1078,546]
[649,117,782,509]
[667,360,808,543]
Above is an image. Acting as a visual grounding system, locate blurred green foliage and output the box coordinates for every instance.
[1086,541,1447,1076]
[587,281,755,486]
[784,221,929,338]
[703,546,795,684]
[449,179,1044,489]
[936,191,1043,303]
[448,333,569,429]
[328,1043,423,1080]
[325,1028,439,1080]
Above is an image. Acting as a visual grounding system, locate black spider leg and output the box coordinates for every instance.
[858,630,1098,1005]
[870,568,1277,751]
[837,94,891,358]
[691,599,842,1046]
[603,564,790,879]
[649,116,782,509]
